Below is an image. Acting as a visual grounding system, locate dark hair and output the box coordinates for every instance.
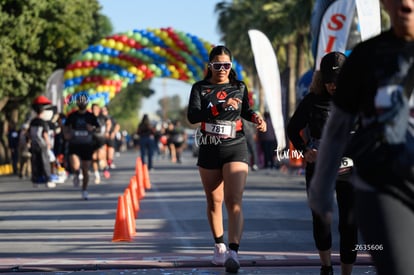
[208,45,232,62]
[204,45,239,86]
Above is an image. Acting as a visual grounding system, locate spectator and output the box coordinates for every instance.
[258,111,277,169]
[29,95,56,188]
[18,123,31,179]
[137,114,156,170]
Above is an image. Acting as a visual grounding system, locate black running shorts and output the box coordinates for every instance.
[106,138,116,148]
[197,136,249,169]
[68,144,95,161]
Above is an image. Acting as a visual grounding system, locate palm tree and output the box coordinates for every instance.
[262,0,314,116]
[215,0,314,116]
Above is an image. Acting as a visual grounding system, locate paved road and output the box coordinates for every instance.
[0,150,376,274]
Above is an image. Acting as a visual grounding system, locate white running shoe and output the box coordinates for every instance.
[212,243,227,266]
[82,190,88,200]
[46,181,56,188]
[94,171,101,184]
[225,250,240,273]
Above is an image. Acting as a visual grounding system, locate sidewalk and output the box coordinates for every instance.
[0,150,376,274]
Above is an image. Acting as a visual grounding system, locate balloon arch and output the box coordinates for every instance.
[62,27,249,114]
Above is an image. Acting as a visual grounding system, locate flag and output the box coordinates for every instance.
[248,29,286,150]
[312,0,381,69]
[45,69,64,113]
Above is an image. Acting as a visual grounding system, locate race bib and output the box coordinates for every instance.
[71,130,93,144]
[204,120,236,138]
[338,157,354,175]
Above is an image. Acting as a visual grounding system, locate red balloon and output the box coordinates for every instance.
[74,61,83,68]
[127,38,136,48]
[120,35,128,43]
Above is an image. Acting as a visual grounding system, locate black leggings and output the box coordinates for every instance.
[306,163,358,264]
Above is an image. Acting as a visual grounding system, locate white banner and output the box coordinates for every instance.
[356,0,381,41]
[45,69,64,113]
[315,0,356,70]
[248,29,286,150]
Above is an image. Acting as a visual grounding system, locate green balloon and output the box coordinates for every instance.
[133,33,142,42]
[93,53,102,62]
[84,52,93,61]
[101,55,110,63]
[141,37,149,46]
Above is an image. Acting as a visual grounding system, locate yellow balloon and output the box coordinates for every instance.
[122,60,131,68]
[128,66,138,74]
[109,86,116,98]
[165,38,174,47]
[111,58,119,66]
[108,39,116,48]
[160,31,168,40]
[81,68,91,76]
[115,42,124,51]
[100,39,108,47]
[73,69,82,77]
[64,71,74,79]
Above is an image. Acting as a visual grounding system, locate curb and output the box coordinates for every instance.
[0,253,373,273]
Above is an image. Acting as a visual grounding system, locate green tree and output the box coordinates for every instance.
[108,81,154,134]
[215,0,314,116]
[0,0,111,122]
[262,0,314,116]
[156,94,182,122]
[0,0,111,164]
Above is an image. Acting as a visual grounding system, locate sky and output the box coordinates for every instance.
[98,0,225,117]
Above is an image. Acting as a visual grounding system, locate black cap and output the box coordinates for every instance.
[320,51,346,84]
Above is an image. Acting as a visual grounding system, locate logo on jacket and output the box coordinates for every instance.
[201,89,212,96]
[216,91,227,100]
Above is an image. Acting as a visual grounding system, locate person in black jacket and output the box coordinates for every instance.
[287,52,357,275]
[187,45,266,273]
[137,114,155,170]
[309,1,414,274]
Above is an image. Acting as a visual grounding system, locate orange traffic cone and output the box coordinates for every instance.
[128,181,140,217]
[142,163,151,190]
[124,189,136,236]
[130,176,144,202]
[135,157,146,199]
[112,195,132,242]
